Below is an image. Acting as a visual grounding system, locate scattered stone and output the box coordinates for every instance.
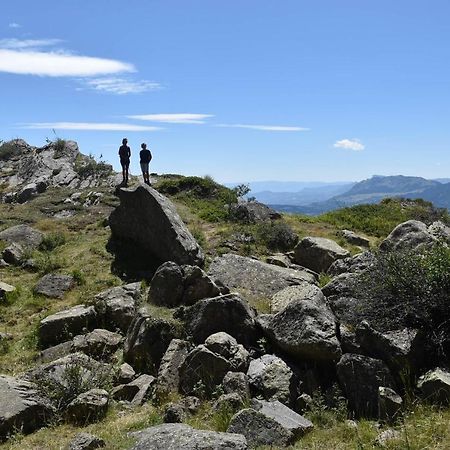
[0,224,43,249]
[338,230,370,248]
[34,273,75,299]
[65,389,109,424]
[0,281,15,299]
[129,423,248,450]
[223,372,251,400]
[109,185,204,266]
[294,237,350,273]
[39,305,97,348]
[69,432,105,450]
[2,243,24,265]
[247,354,294,405]
[380,220,436,252]
[378,386,403,423]
[208,254,316,299]
[204,332,250,372]
[148,261,184,307]
[72,329,123,359]
[417,368,450,405]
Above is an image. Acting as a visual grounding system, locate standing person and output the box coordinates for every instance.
[139,142,152,185]
[118,138,131,185]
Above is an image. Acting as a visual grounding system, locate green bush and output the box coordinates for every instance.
[39,232,66,252]
[0,141,21,160]
[75,155,113,179]
[52,138,67,158]
[255,221,299,251]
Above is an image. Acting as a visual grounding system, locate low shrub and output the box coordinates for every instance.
[255,221,298,251]
[39,232,66,252]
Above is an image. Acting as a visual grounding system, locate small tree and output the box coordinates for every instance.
[232,184,251,199]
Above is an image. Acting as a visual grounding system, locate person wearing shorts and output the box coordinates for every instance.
[139,143,152,185]
[118,138,131,185]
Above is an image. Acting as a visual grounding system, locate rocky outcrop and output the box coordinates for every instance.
[204,332,249,372]
[109,185,204,266]
[271,282,321,314]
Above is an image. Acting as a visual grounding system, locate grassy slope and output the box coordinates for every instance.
[1,176,450,449]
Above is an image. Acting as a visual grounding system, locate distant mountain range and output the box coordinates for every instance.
[244,175,450,214]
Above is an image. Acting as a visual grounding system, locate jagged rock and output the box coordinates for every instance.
[109,185,204,266]
[260,285,341,362]
[0,224,43,249]
[227,399,313,447]
[417,368,450,405]
[155,339,190,398]
[175,293,259,347]
[148,261,184,307]
[294,237,350,273]
[271,282,321,314]
[34,273,75,299]
[181,264,221,305]
[337,354,396,418]
[229,200,281,223]
[123,310,182,374]
[338,230,370,248]
[0,281,15,299]
[0,375,53,441]
[2,243,24,265]
[204,332,250,372]
[378,386,403,423]
[327,251,376,276]
[380,220,436,252]
[208,254,316,299]
[223,372,251,400]
[179,345,231,397]
[94,283,140,333]
[117,363,135,384]
[247,355,294,405]
[39,305,97,348]
[72,329,123,359]
[65,389,109,424]
[129,423,248,450]
[69,432,105,450]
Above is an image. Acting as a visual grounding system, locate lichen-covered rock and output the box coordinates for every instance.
[380,220,436,252]
[271,283,320,314]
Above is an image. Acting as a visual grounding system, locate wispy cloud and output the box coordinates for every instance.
[21,122,162,131]
[81,77,161,95]
[216,124,309,131]
[8,23,21,29]
[0,38,63,49]
[127,113,214,124]
[334,139,365,151]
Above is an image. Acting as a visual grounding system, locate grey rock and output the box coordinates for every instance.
[118,363,135,384]
[0,281,15,299]
[163,396,200,423]
[175,293,259,347]
[0,375,53,441]
[129,374,156,406]
[417,368,450,405]
[109,185,204,266]
[378,386,403,423]
[229,200,281,223]
[260,285,341,362]
[17,183,38,203]
[123,310,182,374]
[129,423,248,450]
[34,273,75,299]
[38,341,74,363]
[181,264,221,305]
[94,283,140,333]
[223,372,251,400]
[266,254,291,268]
[380,220,436,252]
[208,254,316,300]
[2,243,24,265]
[0,224,43,249]
[39,305,97,348]
[148,261,184,307]
[247,355,294,405]
[213,393,245,414]
[294,236,350,273]
[327,251,376,276]
[338,230,370,248]
[428,221,450,243]
[204,332,250,372]
[155,339,190,398]
[179,345,231,397]
[72,329,123,359]
[271,282,321,314]
[69,432,105,450]
[337,353,396,418]
[65,389,109,424]
[227,399,313,447]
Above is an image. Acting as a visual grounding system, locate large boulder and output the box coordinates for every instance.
[148,261,184,307]
[65,389,109,424]
[271,282,320,314]
[208,253,316,300]
[129,423,248,450]
[260,285,341,362]
[72,329,123,360]
[337,353,396,418]
[294,237,350,273]
[417,368,450,405]
[109,185,204,266]
[34,273,75,299]
[380,220,437,252]
[0,375,52,441]
[229,200,281,223]
[204,332,250,372]
[175,293,259,348]
[0,224,43,249]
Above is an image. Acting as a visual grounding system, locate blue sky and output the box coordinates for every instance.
[1,1,449,183]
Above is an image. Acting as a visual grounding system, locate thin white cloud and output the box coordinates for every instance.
[217,124,309,131]
[127,113,214,124]
[21,122,162,131]
[8,23,21,29]
[81,77,161,95]
[0,38,62,49]
[334,139,365,151]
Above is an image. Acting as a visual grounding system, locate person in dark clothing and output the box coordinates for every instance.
[139,142,152,185]
[118,138,131,184]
